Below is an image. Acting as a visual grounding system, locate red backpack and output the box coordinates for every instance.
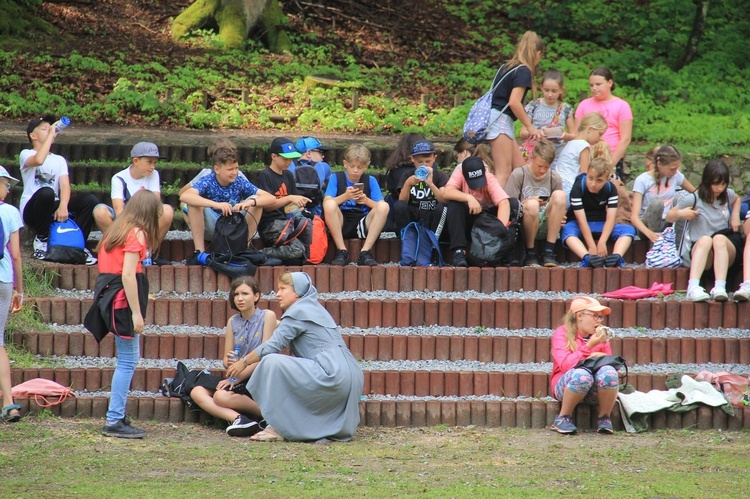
[307,215,328,264]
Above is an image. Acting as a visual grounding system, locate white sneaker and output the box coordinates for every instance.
[687,286,710,302]
[84,248,98,266]
[733,282,750,302]
[33,236,48,260]
[710,287,728,302]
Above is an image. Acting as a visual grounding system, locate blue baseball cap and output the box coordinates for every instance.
[270,137,302,159]
[296,136,331,154]
[412,141,436,156]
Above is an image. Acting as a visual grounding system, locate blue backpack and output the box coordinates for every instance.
[400,222,444,267]
[46,219,86,264]
[462,65,520,144]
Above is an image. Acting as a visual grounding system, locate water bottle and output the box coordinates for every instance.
[415,165,429,180]
[52,116,71,133]
[228,346,240,383]
[141,251,152,267]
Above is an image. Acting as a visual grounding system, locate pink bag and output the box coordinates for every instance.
[695,371,750,406]
[602,282,674,299]
[1,378,75,407]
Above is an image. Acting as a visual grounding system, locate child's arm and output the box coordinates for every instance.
[443,185,482,214]
[629,192,658,243]
[731,194,742,232]
[573,209,598,255]
[508,87,540,140]
[263,193,310,211]
[180,187,233,216]
[518,101,537,140]
[237,189,276,211]
[578,148,591,174]
[122,241,144,334]
[10,229,23,313]
[398,175,417,201]
[598,207,617,255]
[611,119,633,166]
[561,114,577,142]
[23,129,57,169]
[222,317,235,369]
[496,198,510,225]
[55,174,71,221]
[666,195,699,223]
[681,178,696,193]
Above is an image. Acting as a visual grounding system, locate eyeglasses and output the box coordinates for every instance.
[311,149,324,155]
[579,311,604,321]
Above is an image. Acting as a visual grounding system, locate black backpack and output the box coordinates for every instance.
[294,165,323,212]
[210,212,249,257]
[160,361,222,410]
[467,198,522,267]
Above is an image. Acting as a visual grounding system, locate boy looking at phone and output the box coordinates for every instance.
[504,140,566,267]
[393,141,450,236]
[323,144,389,266]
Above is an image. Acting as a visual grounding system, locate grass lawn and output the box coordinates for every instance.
[1,416,748,497]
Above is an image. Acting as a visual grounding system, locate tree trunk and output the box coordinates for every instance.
[171,0,291,52]
[675,0,709,70]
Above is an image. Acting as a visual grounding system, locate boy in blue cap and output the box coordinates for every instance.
[292,136,332,187]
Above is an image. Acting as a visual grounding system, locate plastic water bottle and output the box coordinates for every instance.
[52,116,71,133]
[228,346,240,383]
[415,165,429,180]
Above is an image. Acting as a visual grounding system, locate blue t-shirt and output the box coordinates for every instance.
[0,202,23,283]
[324,173,383,214]
[193,173,258,215]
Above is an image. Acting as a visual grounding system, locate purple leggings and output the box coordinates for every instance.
[554,366,619,404]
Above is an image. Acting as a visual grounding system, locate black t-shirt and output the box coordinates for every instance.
[490,64,532,120]
[397,166,450,211]
[567,175,618,223]
[257,167,298,229]
[385,163,413,199]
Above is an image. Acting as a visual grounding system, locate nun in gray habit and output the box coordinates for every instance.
[237,272,363,441]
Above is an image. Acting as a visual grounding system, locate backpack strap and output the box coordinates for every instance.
[489,64,520,94]
[335,171,371,198]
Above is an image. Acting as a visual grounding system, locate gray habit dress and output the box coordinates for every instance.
[247,273,364,441]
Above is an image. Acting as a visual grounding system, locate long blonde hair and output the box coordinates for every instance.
[505,31,544,99]
[97,190,161,254]
[562,310,579,351]
[590,141,612,164]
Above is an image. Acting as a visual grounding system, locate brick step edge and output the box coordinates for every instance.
[12,395,749,431]
[17,330,750,366]
[46,252,665,294]
[7,366,731,399]
[32,294,750,330]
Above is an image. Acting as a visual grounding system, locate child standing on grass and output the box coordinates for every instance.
[20,116,98,264]
[323,145,389,266]
[0,166,24,423]
[519,70,576,165]
[560,158,635,268]
[554,112,608,197]
[91,191,161,439]
[667,160,742,302]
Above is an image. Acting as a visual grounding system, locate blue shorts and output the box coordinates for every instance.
[560,220,636,247]
[96,203,116,220]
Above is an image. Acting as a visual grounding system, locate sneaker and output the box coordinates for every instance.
[597,416,614,434]
[687,286,710,302]
[604,253,624,268]
[226,415,263,438]
[579,254,591,268]
[733,282,750,302]
[551,414,577,435]
[33,236,48,260]
[523,252,540,267]
[84,248,98,266]
[102,419,146,439]
[541,249,558,268]
[588,255,605,268]
[153,256,171,266]
[331,249,349,266]
[357,250,378,267]
[452,249,468,268]
[710,287,729,302]
[186,251,208,266]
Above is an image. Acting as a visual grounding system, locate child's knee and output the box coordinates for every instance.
[374,200,389,216]
[550,190,566,207]
[161,204,174,222]
[523,199,541,218]
[93,204,112,223]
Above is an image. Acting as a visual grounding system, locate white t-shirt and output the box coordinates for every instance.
[18,149,69,216]
[0,202,23,283]
[553,139,589,195]
[632,171,686,219]
[111,166,161,203]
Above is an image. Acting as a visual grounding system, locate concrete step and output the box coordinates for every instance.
[32,292,750,330]
[16,328,750,366]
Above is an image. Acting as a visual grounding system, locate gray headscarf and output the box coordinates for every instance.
[281,272,337,328]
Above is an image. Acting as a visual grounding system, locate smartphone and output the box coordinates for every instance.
[353,182,364,192]
[539,195,550,201]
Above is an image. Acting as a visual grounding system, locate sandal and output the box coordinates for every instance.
[249,428,283,442]
[2,404,21,422]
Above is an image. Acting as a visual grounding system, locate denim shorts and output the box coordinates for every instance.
[560,220,637,247]
[485,109,515,141]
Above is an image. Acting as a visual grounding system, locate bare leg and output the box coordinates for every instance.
[93,205,114,233]
[323,199,346,250]
[488,134,524,188]
[213,388,262,419]
[244,206,264,243]
[0,347,19,418]
[689,236,713,280]
[187,205,207,252]
[612,235,633,257]
[712,235,736,282]
[559,388,586,416]
[596,388,618,417]
[545,191,566,244]
[189,386,239,422]
[564,236,588,260]
[521,199,541,248]
[362,201,389,252]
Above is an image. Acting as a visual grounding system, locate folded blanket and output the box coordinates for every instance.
[616,375,733,433]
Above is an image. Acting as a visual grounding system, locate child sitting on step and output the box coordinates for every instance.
[560,157,635,268]
[93,142,174,263]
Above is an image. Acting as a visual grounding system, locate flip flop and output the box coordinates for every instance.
[2,404,21,422]
[249,429,283,442]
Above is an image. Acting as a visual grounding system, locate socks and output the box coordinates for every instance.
[688,279,700,293]
[714,280,727,291]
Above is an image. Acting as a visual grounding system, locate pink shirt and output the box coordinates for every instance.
[574,97,633,153]
[550,324,612,392]
[446,164,509,209]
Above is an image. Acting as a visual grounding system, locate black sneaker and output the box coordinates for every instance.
[604,253,624,268]
[102,420,146,439]
[186,250,202,266]
[226,415,263,437]
[331,249,349,266]
[588,255,605,268]
[153,256,171,266]
[357,250,378,266]
[452,249,468,268]
[541,249,558,267]
[523,252,540,267]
